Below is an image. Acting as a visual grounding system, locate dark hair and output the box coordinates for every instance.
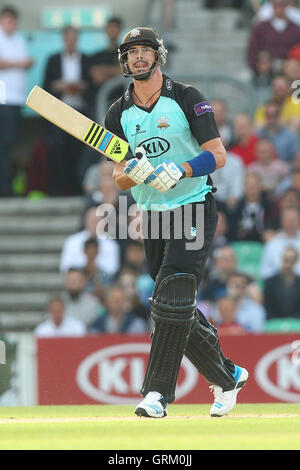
[107,16,123,27]
[62,25,78,36]
[0,6,19,18]
[84,237,99,249]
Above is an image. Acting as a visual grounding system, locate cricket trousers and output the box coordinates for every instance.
[141,192,236,395]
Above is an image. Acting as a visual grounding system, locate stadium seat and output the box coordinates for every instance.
[231,241,264,281]
[264,318,300,333]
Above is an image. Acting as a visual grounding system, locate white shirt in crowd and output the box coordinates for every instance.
[60,229,120,277]
[212,152,245,204]
[35,314,86,338]
[257,2,300,26]
[61,51,84,109]
[0,26,29,105]
[62,291,101,327]
[260,231,300,279]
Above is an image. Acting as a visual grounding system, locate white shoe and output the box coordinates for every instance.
[210,366,248,417]
[135,391,168,418]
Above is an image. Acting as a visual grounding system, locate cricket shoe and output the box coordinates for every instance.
[210,365,249,417]
[135,392,168,418]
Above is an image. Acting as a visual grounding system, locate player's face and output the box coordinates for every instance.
[126,45,156,75]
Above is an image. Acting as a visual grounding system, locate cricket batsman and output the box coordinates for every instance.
[105,27,248,418]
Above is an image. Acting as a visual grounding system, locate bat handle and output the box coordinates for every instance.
[125,149,144,161]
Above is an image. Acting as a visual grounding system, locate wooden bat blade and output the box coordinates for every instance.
[26,86,130,163]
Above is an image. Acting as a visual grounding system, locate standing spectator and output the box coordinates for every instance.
[260,206,300,278]
[264,246,300,319]
[229,113,259,166]
[90,284,148,334]
[211,99,234,149]
[43,25,92,196]
[35,295,86,337]
[0,6,34,196]
[254,75,300,131]
[60,206,120,278]
[226,272,266,332]
[248,138,290,194]
[249,50,274,110]
[247,0,300,73]
[256,101,300,162]
[89,17,124,110]
[228,172,279,242]
[62,268,103,327]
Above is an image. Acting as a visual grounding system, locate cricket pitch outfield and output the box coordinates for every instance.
[0,403,299,450]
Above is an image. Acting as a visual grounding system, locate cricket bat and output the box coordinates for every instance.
[26,86,131,163]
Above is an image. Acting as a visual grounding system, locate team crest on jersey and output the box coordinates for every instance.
[157,116,170,129]
[129,28,141,38]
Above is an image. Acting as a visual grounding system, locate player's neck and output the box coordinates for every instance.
[132,69,163,108]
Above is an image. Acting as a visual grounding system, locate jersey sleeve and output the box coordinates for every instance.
[182,86,220,146]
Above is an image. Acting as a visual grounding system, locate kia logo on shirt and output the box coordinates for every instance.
[139,137,170,158]
[76,343,198,404]
[255,342,300,402]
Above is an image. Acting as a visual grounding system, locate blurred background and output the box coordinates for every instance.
[0,0,300,406]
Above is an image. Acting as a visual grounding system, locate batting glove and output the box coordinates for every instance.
[124,147,155,184]
[144,160,186,193]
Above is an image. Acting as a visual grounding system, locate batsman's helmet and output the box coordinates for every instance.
[118,27,168,80]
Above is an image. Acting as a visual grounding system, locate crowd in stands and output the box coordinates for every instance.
[0,3,300,337]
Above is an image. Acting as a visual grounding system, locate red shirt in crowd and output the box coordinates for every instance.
[230,135,259,166]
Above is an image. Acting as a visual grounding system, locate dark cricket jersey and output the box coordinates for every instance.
[104,74,220,211]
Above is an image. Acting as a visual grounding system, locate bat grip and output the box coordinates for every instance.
[125,149,143,161]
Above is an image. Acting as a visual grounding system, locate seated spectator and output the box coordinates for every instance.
[211,151,245,210]
[62,268,104,327]
[255,0,300,25]
[228,172,279,242]
[282,56,300,83]
[229,113,259,166]
[254,75,300,132]
[200,245,238,303]
[82,160,114,197]
[276,151,300,194]
[122,240,148,275]
[248,138,290,194]
[249,50,274,110]
[256,101,300,162]
[278,187,300,211]
[90,284,149,334]
[247,0,300,74]
[226,272,266,332]
[83,238,109,304]
[264,246,300,319]
[60,206,120,278]
[211,207,230,251]
[215,297,247,336]
[211,99,234,149]
[117,269,151,320]
[35,295,86,337]
[260,206,300,278]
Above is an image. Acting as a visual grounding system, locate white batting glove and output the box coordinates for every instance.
[144,160,186,193]
[124,147,155,184]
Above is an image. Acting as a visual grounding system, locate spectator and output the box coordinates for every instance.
[35,295,86,337]
[229,113,259,166]
[215,297,247,336]
[249,50,274,110]
[62,268,103,327]
[254,75,300,132]
[200,245,238,303]
[228,172,279,242]
[0,6,34,196]
[211,151,245,210]
[282,56,300,83]
[260,206,300,278]
[212,208,230,250]
[264,246,300,319]
[122,240,148,275]
[256,101,300,162]
[117,269,151,321]
[247,0,300,74]
[211,99,234,149]
[226,272,266,332]
[248,138,290,194]
[276,151,300,194]
[89,17,124,110]
[60,206,120,278]
[255,0,300,25]
[82,160,114,196]
[43,25,92,196]
[90,284,148,334]
[278,187,300,211]
[83,238,109,304]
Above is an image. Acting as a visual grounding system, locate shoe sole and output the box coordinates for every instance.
[210,369,249,418]
[135,407,167,418]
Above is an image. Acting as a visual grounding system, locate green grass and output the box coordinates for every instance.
[0,404,299,450]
